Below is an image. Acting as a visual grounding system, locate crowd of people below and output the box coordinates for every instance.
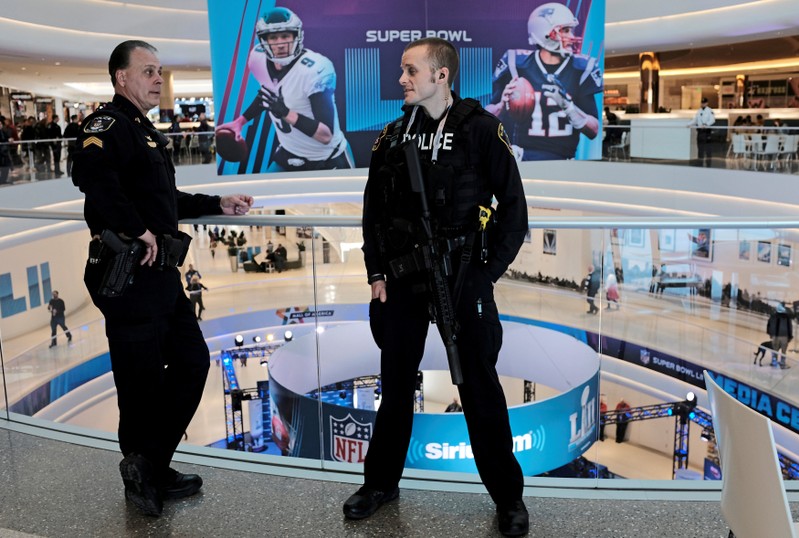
[0,112,216,184]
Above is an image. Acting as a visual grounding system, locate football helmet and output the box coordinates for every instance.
[528,3,582,57]
[255,7,304,66]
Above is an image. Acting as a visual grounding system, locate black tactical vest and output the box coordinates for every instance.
[379,98,493,252]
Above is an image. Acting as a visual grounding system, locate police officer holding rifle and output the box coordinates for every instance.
[346,37,529,537]
[72,40,253,517]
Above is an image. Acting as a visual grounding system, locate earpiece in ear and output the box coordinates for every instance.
[439,73,445,80]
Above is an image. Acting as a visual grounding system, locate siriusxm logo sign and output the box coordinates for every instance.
[0,262,51,319]
[568,386,596,451]
[420,426,546,461]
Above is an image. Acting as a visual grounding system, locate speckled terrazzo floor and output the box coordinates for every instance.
[0,426,762,538]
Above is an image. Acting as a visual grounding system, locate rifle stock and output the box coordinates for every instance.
[402,141,464,385]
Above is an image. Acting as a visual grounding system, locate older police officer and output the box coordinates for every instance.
[72,40,253,517]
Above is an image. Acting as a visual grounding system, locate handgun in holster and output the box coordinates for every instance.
[97,229,146,297]
[156,231,192,268]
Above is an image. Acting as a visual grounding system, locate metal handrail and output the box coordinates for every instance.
[2,207,799,230]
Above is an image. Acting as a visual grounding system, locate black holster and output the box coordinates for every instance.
[156,231,192,268]
[96,229,146,298]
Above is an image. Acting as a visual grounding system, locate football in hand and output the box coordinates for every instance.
[215,128,248,163]
[506,77,535,122]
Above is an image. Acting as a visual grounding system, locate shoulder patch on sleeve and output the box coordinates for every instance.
[372,124,389,152]
[82,136,104,149]
[498,123,514,156]
[83,116,115,134]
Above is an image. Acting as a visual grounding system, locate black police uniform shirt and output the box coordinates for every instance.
[48,297,66,318]
[492,49,602,159]
[73,95,221,239]
[72,94,223,315]
[362,93,528,285]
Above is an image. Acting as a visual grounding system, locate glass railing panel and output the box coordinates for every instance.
[298,225,372,471]
[0,216,326,465]
[173,221,322,462]
[0,222,110,420]
[4,209,799,489]
[501,227,604,488]
[585,224,799,485]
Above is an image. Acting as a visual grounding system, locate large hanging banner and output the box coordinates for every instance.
[207,0,605,174]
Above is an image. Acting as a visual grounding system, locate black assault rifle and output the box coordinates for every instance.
[402,141,463,385]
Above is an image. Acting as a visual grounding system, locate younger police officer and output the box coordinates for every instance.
[344,38,529,537]
[72,40,253,517]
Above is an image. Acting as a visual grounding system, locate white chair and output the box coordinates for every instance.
[705,371,799,538]
[727,134,747,168]
[752,135,783,171]
[778,135,798,171]
[188,135,200,162]
[180,135,192,162]
[608,131,629,162]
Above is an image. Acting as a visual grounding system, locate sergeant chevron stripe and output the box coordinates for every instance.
[83,136,103,149]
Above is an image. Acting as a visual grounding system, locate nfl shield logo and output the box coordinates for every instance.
[331,414,372,463]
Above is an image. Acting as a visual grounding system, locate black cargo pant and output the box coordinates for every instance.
[102,288,209,478]
[363,263,524,506]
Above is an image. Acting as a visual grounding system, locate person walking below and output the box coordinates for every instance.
[48,290,72,347]
[63,114,81,176]
[767,303,793,369]
[583,265,600,314]
[185,275,208,320]
[605,272,620,310]
[599,396,607,441]
[196,113,213,164]
[184,263,201,286]
[615,398,631,443]
[0,115,11,185]
[47,115,64,176]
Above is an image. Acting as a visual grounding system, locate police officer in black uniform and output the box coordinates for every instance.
[343,38,529,537]
[72,40,254,517]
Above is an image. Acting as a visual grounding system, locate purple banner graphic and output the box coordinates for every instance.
[208,0,605,174]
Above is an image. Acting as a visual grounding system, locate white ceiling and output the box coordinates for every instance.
[0,0,797,101]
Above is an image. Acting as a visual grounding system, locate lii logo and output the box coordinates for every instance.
[0,262,51,319]
[568,385,597,450]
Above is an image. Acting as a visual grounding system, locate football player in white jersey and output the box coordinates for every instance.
[216,6,353,171]
[487,2,602,160]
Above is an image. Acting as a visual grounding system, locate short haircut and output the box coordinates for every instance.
[405,37,459,84]
[108,40,158,87]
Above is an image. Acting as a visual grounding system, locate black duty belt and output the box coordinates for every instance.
[90,229,192,298]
